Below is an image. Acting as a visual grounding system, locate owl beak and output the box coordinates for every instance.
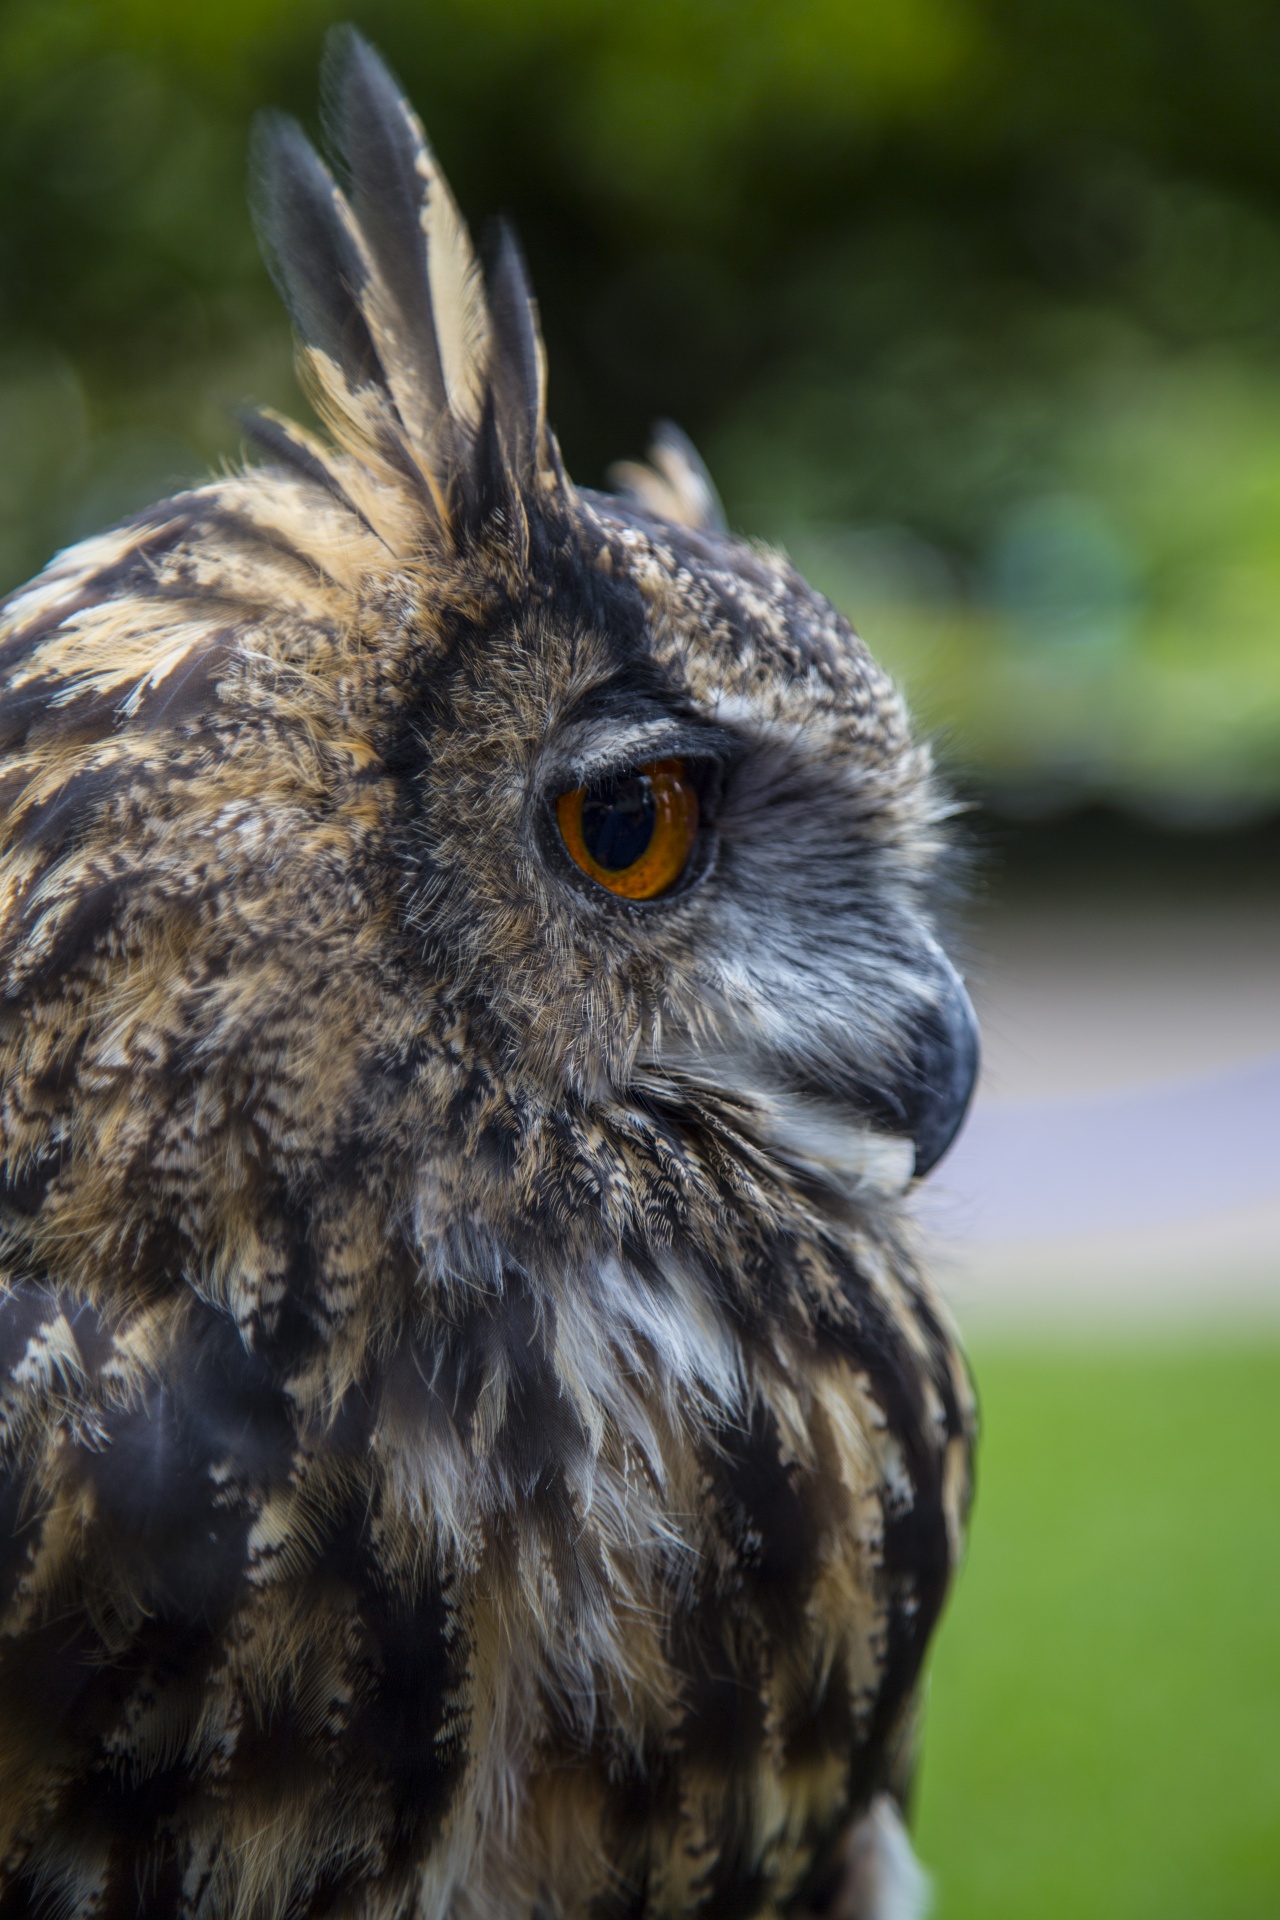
[861,951,980,1180]
[908,954,980,1177]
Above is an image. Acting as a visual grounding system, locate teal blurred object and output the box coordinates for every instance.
[4,0,1280,810]
[915,1346,1280,1920]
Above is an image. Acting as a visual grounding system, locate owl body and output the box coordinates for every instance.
[0,36,975,1920]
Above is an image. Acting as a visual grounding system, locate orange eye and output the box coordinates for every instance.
[556,758,699,900]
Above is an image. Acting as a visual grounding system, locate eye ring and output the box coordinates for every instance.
[556,758,699,900]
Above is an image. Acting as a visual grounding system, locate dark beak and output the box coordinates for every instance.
[862,950,980,1178]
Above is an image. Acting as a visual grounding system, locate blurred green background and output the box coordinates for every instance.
[6,0,1280,813]
[1,6,1278,1913]
[916,1345,1280,1920]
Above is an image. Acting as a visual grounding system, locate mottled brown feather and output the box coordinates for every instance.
[0,30,974,1920]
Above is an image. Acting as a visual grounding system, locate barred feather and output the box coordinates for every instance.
[0,32,975,1920]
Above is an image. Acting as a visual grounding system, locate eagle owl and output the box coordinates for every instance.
[0,33,978,1920]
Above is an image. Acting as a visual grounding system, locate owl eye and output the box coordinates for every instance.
[556,758,699,900]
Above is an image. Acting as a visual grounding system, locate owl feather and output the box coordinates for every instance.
[0,30,976,1920]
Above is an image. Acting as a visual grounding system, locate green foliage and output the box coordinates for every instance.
[3,1,1280,806]
[917,1343,1280,1919]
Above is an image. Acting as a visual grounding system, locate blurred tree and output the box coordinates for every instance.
[3,0,1280,811]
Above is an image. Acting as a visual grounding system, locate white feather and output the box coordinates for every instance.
[839,1797,932,1920]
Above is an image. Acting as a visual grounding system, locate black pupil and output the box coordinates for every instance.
[580,772,656,871]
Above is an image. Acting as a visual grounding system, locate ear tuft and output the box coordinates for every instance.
[250,111,380,397]
[486,221,547,484]
[609,422,727,534]
[250,29,565,547]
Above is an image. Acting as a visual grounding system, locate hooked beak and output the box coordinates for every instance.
[861,950,980,1178]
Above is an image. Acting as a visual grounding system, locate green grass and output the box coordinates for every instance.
[914,1344,1280,1920]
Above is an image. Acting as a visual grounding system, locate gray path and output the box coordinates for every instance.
[924,900,1280,1325]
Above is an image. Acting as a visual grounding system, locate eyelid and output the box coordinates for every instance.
[548,721,739,795]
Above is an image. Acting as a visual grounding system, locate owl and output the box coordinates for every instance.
[0,31,978,1920]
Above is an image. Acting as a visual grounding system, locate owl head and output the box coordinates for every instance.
[0,31,976,1361]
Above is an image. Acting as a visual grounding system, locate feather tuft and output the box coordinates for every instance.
[250,111,381,397]
[486,221,547,483]
[609,421,727,533]
[321,29,456,481]
[250,28,560,545]
[239,406,384,543]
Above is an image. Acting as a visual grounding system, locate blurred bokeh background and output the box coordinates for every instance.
[0,2,1276,1915]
